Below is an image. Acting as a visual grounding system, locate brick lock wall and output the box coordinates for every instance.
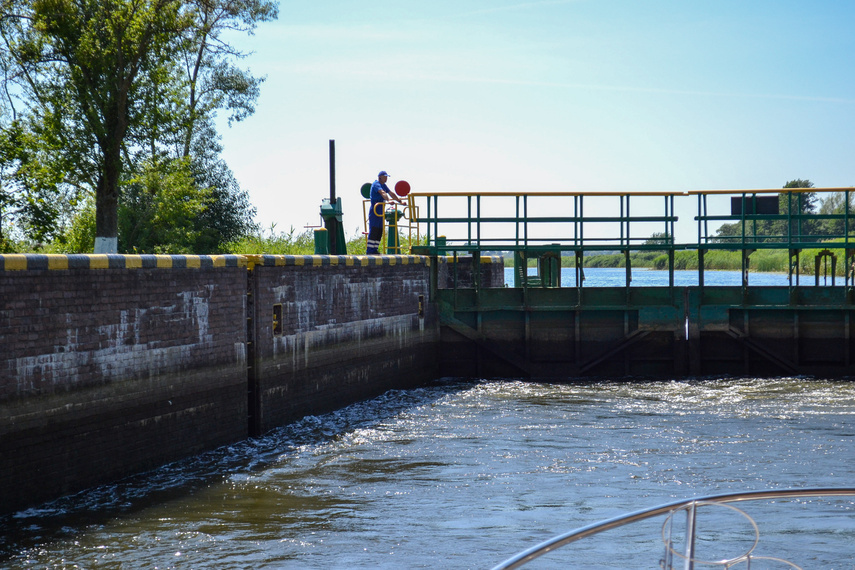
[248,255,439,431]
[0,255,249,514]
[0,253,442,515]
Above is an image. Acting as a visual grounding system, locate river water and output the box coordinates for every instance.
[2,271,855,569]
[505,266,801,287]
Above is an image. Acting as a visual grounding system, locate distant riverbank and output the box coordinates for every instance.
[503,267,794,288]
[505,246,851,276]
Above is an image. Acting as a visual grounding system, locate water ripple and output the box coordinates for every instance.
[2,378,854,568]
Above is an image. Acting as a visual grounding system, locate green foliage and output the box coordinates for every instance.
[226,225,315,255]
[50,198,96,253]
[585,254,623,268]
[226,225,425,256]
[783,179,816,190]
[643,232,671,246]
[580,250,666,268]
[118,158,211,253]
[347,228,367,255]
[187,135,257,253]
[0,0,275,251]
[489,241,855,278]
[5,0,191,241]
[0,119,80,242]
[713,179,820,243]
[386,229,426,255]
[699,251,739,270]
[716,179,855,242]
[179,0,278,156]
[817,190,855,238]
[649,247,854,276]
[651,250,786,272]
[751,250,788,273]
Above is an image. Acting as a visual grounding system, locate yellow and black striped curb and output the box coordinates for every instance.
[0,254,247,271]
[244,255,430,269]
[0,254,437,271]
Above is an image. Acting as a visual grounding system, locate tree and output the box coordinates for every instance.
[188,137,257,252]
[56,158,212,253]
[0,117,79,242]
[165,0,274,252]
[179,0,277,159]
[818,188,855,238]
[123,0,273,253]
[0,0,275,252]
[714,179,818,243]
[643,232,671,247]
[0,0,191,252]
[118,157,211,253]
[779,179,818,239]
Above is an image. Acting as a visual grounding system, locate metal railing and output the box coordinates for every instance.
[407,188,855,252]
[491,488,855,569]
[405,188,855,289]
[409,190,680,253]
[693,188,854,250]
[361,199,421,254]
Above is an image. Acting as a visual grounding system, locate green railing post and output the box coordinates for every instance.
[467,196,472,249]
[514,251,525,288]
[538,248,560,288]
[385,209,403,254]
[624,249,631,293]
[476,195,482,253]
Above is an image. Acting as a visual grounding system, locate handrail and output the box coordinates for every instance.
[687,187,853,196]
[410,187,855,197]
[406,188,855,289]
[409,188,855,251]
[410,188,854,198]
[491,488,855,570]
[410,190,687,198]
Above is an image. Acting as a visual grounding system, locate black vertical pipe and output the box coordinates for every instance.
[329,139,336,204]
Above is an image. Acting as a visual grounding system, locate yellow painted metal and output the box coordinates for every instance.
[410,190,686,198]
[411,187,853,198]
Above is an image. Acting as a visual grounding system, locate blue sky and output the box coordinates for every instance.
[216,0,855,239]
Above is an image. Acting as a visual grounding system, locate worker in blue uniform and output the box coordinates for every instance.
[367,170,403,254]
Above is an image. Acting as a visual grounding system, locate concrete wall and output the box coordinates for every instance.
[0,253,438,515]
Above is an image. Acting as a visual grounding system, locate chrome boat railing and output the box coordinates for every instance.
[491,488,855,569]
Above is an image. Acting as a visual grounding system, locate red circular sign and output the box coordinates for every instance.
[395,180,411,197]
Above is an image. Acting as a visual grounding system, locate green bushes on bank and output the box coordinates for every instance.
[225,226,423,256]
[647,248,845,275]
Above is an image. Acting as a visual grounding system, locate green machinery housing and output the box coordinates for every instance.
[407,187,855,378]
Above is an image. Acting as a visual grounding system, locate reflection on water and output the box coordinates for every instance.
[1,378,854,568]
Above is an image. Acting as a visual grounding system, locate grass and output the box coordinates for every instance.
[225,225,424,256]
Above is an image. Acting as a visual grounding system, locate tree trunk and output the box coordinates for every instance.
[94,139,123,254]
[93,78,131,254]
[94,173,118,253]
